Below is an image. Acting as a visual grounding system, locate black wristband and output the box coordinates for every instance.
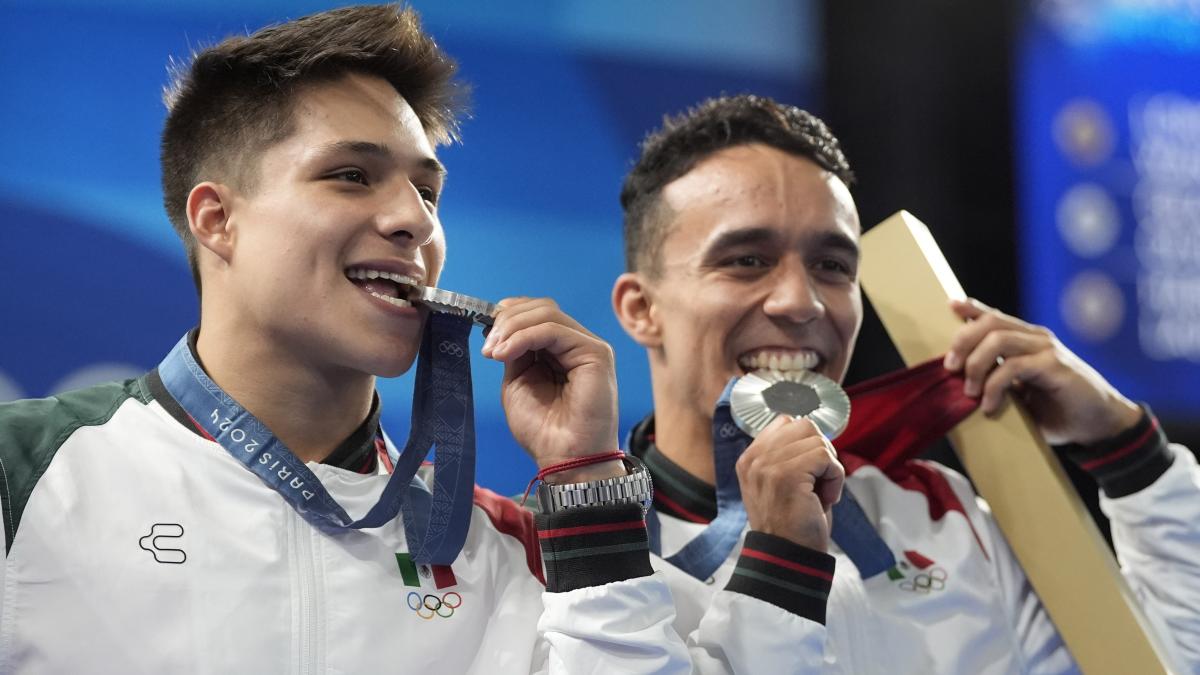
[536,503,653,592]
[1058,404,1174,498]
[725,531,836,625]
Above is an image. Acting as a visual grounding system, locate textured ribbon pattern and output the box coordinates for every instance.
[648,379,750,581]
[157,311,477,565]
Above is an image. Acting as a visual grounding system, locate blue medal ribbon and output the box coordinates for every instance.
[390,312,476,564]
[645,376,897,580]
[647,380,748,581]
[157,312,476,565]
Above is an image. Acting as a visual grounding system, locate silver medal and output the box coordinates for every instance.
[415,286,498,327]
[729,369,851,440]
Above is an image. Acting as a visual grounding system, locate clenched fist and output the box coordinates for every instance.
[481,297,625,483]
[736,415,844,552]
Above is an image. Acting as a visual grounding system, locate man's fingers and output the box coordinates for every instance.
[483,298,595,358]
[945,298,1038,371]
[769,443,844,508]
[979,352,1053,416]
[961,330,1049,396]
[949,297,988,321]
[817,465,845,509]
[739,420,838,485]
[754,415,823,448]
[491,297,589,336]
[487,322,612,372]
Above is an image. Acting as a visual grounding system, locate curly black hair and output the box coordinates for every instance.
[621,95,854,276]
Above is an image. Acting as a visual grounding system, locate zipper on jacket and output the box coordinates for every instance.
[290,510,322,675]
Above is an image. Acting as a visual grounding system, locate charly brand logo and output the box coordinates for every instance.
[887,549,948,593]
[437,341,465,358]
[396,552,462,619]
[139,523,187,564]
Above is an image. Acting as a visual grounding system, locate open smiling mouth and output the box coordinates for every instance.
[736,350,823,375]
[346,267,421,308]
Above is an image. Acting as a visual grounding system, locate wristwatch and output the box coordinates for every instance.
[536,455,653,516]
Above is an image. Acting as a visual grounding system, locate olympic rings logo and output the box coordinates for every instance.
[407,590,463,619]
[437,341,465,358]
[718,423,738,439]
[899,567,948,593]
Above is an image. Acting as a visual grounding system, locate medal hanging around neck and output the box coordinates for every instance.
[391,287,497,564]
[727,369,897,579]
[647,367,897,581]
[157,285,497,567]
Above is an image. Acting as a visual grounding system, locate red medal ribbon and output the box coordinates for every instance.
[838,356,979,473]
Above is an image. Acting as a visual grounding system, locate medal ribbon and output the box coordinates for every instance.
[837,356,980,471]
[646,358,979,580]
[647,380,749,581]
[157,312,476,565]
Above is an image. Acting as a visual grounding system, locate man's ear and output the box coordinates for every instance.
[612,272,662,349]
[186,182,236,263]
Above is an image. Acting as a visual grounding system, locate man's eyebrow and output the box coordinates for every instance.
[312,140,447,178]
[702,226,860,259]
[703,227,780,255]
[813,230,861,260]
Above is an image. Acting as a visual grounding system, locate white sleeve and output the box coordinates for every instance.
[1102,444,1200,672]
[537,561,831,675]
[648,537,834,674]
[972,446,1200,674]
[687,590,832,674]
[536,572,691,674]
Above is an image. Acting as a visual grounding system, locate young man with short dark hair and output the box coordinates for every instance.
[0,6,689,672]
[612,94,1200,672]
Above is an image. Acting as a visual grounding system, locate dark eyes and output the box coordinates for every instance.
[815,258,853,276]
[729,254,769,268]
[327,169,439,208]
[417,186,439,207]
[722,254,855,279]
[332,169,369,185]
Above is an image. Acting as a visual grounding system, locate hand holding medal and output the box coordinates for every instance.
[418,287,622,481]
[725,368,849,552]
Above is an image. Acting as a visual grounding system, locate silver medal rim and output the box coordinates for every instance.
[729,369,851,440]
[417,286,498,326]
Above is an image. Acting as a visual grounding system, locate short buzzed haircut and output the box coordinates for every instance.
[620,95,855,276]
[160,4,467,296]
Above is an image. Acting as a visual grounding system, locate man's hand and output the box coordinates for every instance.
[736,416,844,552]
[481,297,624,483]
[943,298,1142,445]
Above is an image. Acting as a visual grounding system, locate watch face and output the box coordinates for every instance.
[730,369,850,440]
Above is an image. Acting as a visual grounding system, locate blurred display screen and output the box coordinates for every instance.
[1018,1,1200,418]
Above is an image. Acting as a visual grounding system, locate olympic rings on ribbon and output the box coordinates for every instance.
[407,590,463,619]
[437,341,465,358]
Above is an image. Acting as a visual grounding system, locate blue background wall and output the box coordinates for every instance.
[0,0,819,495]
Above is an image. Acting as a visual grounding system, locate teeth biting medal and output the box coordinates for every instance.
[729,368,851,439]
[415,286,498,327]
